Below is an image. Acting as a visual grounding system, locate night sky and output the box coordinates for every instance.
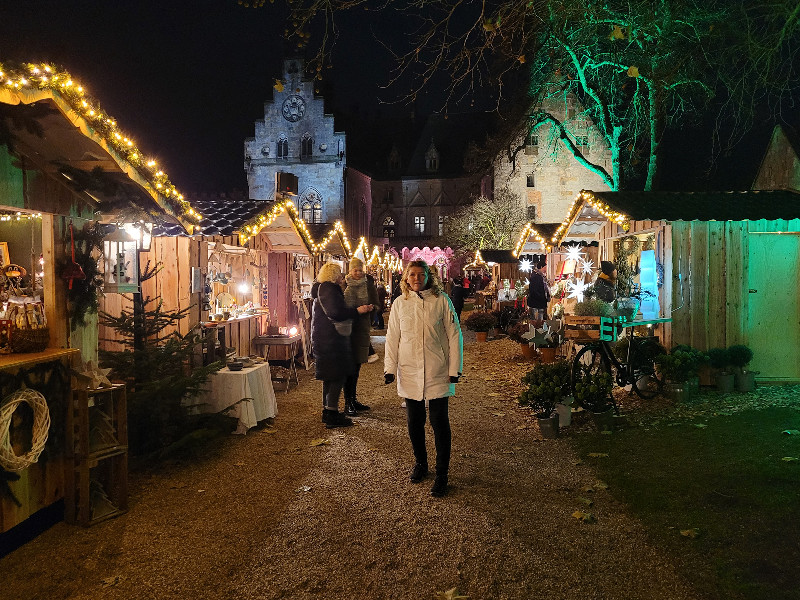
[0,1,785,194]
[0,0,426,193]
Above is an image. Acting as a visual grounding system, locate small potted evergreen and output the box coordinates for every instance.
[572,366,614,431]
[462,311,498,342]
[707,347,735,393]
[728,344,755,392]
[654,345,707,401]
[519,360,572,438]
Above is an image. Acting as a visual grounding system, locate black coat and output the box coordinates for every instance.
[449,284,466,314]
[527,270,550,310]
[311,281,359,381]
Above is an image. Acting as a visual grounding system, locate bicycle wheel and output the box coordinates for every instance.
[571,345,612,410]
[630,337,667,399]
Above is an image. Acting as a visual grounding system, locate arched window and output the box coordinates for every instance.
[300,188,323,223]
[382,216,395,238]
[301,134,313,159]
[277,135,288,159]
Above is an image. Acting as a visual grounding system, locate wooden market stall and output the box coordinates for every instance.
[100,196,316,364]
[554,189,800,381]
[0,61,194,534]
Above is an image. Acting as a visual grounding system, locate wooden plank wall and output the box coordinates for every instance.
[668,218,800,351]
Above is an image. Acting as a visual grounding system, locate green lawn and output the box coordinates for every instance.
[572,406,800,600]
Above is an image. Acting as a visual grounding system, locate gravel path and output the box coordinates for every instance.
[2,333,700,600]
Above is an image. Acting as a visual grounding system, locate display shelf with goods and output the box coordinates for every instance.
[65,384,128,527]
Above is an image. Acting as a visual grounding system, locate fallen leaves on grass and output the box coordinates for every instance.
[576,496,594,507]
[680,528,700,539]
[587,452,609,458]
[101,576,123,588]
[435,588,469,600]
[309,438,330,447]
[572,510,596,523]
[781,456,799,462]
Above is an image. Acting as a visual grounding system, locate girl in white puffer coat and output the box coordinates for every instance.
[384,259,463,497]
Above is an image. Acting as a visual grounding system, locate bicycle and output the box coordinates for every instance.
[570,327,667,410]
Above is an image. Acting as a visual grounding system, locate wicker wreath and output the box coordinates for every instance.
[0,388,51,472]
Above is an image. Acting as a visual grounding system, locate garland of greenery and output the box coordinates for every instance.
[0,360,69,506]
[56,221,106,331]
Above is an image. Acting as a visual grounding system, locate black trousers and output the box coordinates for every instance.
[406,397,451,476]
[344,363,362,403]
[322,377,346,411]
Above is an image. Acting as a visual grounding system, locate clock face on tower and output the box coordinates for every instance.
[281,95,306,122]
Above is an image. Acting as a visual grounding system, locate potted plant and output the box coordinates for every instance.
[519,360,572,438]
[572,365,615,431]
[654,345,707,401]
[508,320,535,359]
[707,347,735,393]
[527,320,563,363]
[463,311,498,342]
[728,344,755,392]
[574,298,614,317]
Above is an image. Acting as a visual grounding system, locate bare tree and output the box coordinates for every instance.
[439,186,527,255]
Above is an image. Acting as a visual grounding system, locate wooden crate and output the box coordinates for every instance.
[564,315,619,342]
[65,384,128,527]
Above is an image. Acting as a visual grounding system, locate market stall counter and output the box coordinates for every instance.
[194,360,277,434]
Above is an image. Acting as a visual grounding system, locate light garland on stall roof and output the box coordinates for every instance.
[0,61,201,223]
[552,191,631,247]
[512,222,552,257]
[463,249,488,272]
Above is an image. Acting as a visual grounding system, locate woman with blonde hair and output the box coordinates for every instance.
[343,257,379,415]
[311,262,373,428]
[384,259,463,497]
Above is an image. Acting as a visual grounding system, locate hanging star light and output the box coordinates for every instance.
[519,258,533,272]
[566,279,590,302]
[565,245,583,262]
[580,258,595,276]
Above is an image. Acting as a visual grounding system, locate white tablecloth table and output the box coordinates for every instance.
[196,362,277,434]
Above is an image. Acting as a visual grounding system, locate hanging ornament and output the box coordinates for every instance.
[565,245,583,262]
[566,279,589,302]
[61,222,86,290]
[519,258,533,273]
[580,259,595,276]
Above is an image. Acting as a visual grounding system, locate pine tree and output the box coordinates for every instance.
[99,260,222,454]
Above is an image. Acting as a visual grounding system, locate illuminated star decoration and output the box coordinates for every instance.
[580,258,595,276]
[565,245,583,262]
[567,279,590,302]
[519,258,533,273]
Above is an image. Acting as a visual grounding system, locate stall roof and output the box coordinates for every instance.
[0,62,199,231]
[512,222,563,256]
[553,189,800,246]
[154,197,313,255]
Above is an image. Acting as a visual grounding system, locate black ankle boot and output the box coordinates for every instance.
[322,409,354,429]
[351,399,371,411]
[409,463,429,483]
[430,474,448,497]
[343,401,358,417]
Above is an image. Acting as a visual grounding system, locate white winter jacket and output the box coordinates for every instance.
[384,289,463,401]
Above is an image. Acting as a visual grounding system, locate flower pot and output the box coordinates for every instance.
[614,297,641,323]
[520,343,535,359]
[475,331,488,342]
[538,347,557,363]
[555,401,572,427]
[698,364,715,387]
[735,371,756,393]
[591,406,615,432]
[715,372,735,393]
[537,411,559,439]
[664,381,693,402]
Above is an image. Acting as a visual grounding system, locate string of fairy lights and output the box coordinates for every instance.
[0,61,201,224]
[237,199,403,271]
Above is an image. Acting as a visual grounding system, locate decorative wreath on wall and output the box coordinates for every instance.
[0,388,51,472]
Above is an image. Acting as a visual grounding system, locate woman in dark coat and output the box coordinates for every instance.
[449,277,466,320]
[311,262,373,428]
[342,257,379,415]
